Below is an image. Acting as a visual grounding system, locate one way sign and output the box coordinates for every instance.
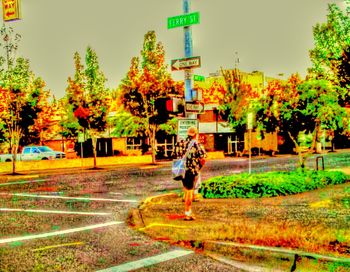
[171,56,201,71]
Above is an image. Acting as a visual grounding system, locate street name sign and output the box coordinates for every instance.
[2,0,21,21]
[193,74,205,82]
[247,112,254,130]
[177,118,198,141]
[171,56,201,71]
[185,101,204,114]
[167,12,200,29]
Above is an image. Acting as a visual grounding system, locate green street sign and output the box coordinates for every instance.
[167,12,200,29]
[193,75,205,82]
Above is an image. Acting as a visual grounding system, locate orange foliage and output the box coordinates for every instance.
[74,105,90,119]
[196,80,226,104]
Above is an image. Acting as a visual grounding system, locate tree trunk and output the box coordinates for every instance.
[91,136,97,169]
[150,124,156,164]
[10,129,21,174]
[12,148,16,174]
[288,132,305,169]
[310,125,319,153]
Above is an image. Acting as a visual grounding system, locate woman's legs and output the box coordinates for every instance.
[184,188,194,217]
[182,171,197,220]
[193,173,201,200]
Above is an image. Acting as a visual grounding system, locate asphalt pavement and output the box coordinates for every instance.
[0,151,349,271]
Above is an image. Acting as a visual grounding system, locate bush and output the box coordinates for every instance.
[199,170,348,199]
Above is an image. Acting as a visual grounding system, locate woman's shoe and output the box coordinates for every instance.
[184,215,196,221]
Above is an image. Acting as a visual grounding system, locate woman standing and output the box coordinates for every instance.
[173,126,206,221]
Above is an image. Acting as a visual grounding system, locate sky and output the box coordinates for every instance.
[2,0,346,99]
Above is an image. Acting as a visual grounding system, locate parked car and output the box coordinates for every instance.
[0,146,66,162]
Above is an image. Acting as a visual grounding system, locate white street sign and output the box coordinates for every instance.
[177,119,198,141]
[185,101,204,113]
[171,56,201,71]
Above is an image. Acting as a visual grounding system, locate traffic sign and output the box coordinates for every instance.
[177,118,198,141]
[78,133,84,143]
[185,101,204,113]
[171,56,201,71]
[168,12,200,29]
[184,70,192,80]
[247,112,254,130]
[193,75,205,82]
[2,0,21,22]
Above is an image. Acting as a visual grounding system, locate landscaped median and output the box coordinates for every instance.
[128,169,350,271]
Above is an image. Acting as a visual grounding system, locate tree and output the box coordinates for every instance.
[110,111,146,138]
[0,25,44,174]
[309,2,350,105]
[22,79,59,146]
[119,31,180,164]
[65,47,109,168]
[58,96,80,139]
[337,46,350,106]
[221,68,260,133]
[195,79,226,104]
[256,74,349,167]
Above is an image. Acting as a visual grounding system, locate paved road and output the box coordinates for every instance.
[0,152,349,271]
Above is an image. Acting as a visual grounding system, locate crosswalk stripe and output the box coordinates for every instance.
[0,221,123,244]
[0,179,47,186]
[0,208,111,216]
[0,193,138,203]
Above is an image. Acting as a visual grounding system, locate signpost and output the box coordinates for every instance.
[167,11,200,29]
[78,133,84,165]
[171,56,201,71]
[247,112,254,174]
[169,0,202,140]
[2,0,21,21]
[177,119,198,141]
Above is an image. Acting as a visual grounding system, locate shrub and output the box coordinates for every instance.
[199,170,348,199]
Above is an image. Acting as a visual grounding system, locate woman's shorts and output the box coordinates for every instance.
[182,170,197,190]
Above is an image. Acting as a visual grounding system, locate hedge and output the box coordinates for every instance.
[199,170,348,199]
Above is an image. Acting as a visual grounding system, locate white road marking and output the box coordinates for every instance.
[0,221,123,244]
[0,179,47,187]
[0,208,111,216]
[97,249,194,272]
[0,193,138,203]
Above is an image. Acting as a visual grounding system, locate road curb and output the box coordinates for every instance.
[139,193,178,207]
[204,240,350,271]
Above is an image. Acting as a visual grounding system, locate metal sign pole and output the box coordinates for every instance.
[249,129,252,174]
[78,133,84,168]
[183,0,194,105]
[247,112,253,174]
